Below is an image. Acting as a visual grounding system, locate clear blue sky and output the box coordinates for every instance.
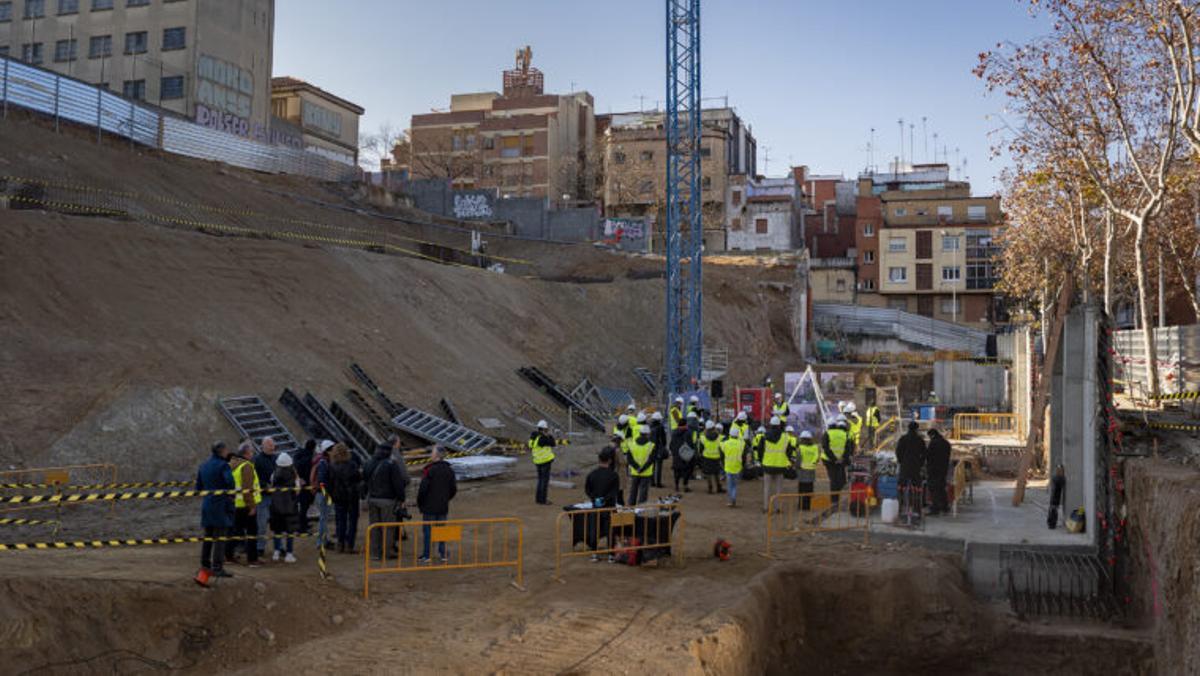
[275,0,1049,193]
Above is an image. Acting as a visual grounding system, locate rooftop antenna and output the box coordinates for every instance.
[962,156,969,183]
[922,117,928,163]
[897,118,905,167]
[932,132,939,162]
[762,145,771,175]
[635,94,646,112]
[909,122,915,168]
[954,147,961,178]
[868,127,876,173]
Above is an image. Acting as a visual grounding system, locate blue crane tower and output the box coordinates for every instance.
[664,0,702,398]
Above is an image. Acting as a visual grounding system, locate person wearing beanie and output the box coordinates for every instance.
[196,441,235,581]
[268,452,301,563]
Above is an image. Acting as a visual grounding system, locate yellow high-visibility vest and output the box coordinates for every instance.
[700,435,723,460]
[827,428,849,461]
[865,406,880,429]
[529,436,555,465]
[798,443,821,470]
[627,439,654,477]
[721,438,745,475]
[772,403,790,419]
[669,406,684,431]
[732,420,750,440]
[762,436,791,468]
[848,413,863,444]
[232,458,261,509]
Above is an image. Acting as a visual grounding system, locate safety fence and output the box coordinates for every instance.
[950,413,1021,440]
[869,416,900,452]
[553,504,684,580]
[764,490,870,557]
[0,55,357,182]
[0,463,118,515]
[362,518,524,599]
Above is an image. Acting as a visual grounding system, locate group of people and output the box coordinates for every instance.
[195,434,460,581]
[894,421,954,516]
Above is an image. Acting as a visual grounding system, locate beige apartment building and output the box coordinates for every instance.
[0,0,274,136]
[270,76,363,166]
[408,47,595,205]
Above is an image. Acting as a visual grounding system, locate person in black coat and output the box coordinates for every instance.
[364,437,410,561]
[925,428,952,516]
[669,412,698,493]
[292,439,316,534]
[896,422,927,515]
[585,448,621,508]
[329,443,362,554]
[417,446,457,563]
[648,412,668,488]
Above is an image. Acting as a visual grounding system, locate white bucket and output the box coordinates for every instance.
[881,498,899,524]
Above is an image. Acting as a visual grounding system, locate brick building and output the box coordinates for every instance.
[408,46,594,205]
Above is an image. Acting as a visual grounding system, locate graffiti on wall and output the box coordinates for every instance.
[453,193,493,219]
[603,218,645,240]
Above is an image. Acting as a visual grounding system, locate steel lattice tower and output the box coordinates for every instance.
[664,0,702,397]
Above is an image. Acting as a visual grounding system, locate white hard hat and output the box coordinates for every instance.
[728,428,740,438]
[618,414,629,425]
[276,452,294,467]
[626,404,636,411]
[845,403,857,413]
[651,412,663,421]
[636,412,647,423]
[785,425,795,433]
[836,414,848,424]
[770,416,781,426]
[716,423,725,432]
[686,411,698,419]
[838,401,848,413]
[774,393,783,400]
[689,395,699,403]
[318,439,335,452]
[757,426,765,433]
[537,420,548,429]
[674,396,684,404]
[737,411,747,421]
[705,420,715,430]
[800,430,813,440]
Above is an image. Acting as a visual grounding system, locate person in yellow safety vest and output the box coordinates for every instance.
[752,426,766,458]
[772,393,790,422]
[821,414,855,507]
[686,395,701,419]
[721,427,748,507]
[795,429,821,511]
[529,420,557,505]
[669,397,685,431]
[626,428,656,506]
[731,411,751,444]
[845,402,864,449]
[759,417,794,514]
[628,411,643,442]
[863,403,881,451]
[228,439,262,567]
[699,420,725,494]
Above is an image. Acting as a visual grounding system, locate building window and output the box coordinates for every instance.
[836,278,847,292]
[967,205,987,222]
[862,278,875,291]
[24,0,44,18]
[916,208,928,216]
[864,250,875,264]
[863,223,875,237]
[702,176,712,190]
[483,136,494,150]
[21,43,43,64]
[124,31,148,55]
[730,217,741,231]
[91,0,113,9]
[942,234,960,251]
[888,297,909,311]
[893,207,907,217]
[756,218,768,234]
[53,38,76,62]
[57,0,78,13]
[451,135,462,151]
[888,236,906,253]
[937,205,953,220]
[888,266,908,283]
[967,262,997,290]
[126,0,149,6]
[500,135,519,158]
[0,2,10,22]
[732,190,741,204]
[122,79,145,100]
[640,150,654,162]
[700,146,711,158]
[162,26,186,51]
[88,34,112,58]
[940,297,961,315]
[941,265,961,282]
[466,135,476,150]
[522,135,534,156]
[160,75,183,100]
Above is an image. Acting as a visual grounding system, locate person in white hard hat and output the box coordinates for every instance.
[844,402,863,450]
[795,430,821,511]
[731,411,750,444]
[669,397,686,432]
[529,420,557,505]
[772,392,790,421]
[698,419,725,494]
[687,395,701,419]
[758,416,794,514]
[720,427,748,507]
[822,415,855,506]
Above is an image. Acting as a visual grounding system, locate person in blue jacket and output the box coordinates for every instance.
[197,440,236,579]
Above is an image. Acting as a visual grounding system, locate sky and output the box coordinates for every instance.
[274,0,1051,194]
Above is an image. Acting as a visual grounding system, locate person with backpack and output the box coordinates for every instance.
[670,411,698,493]
[364,436,410,561]
[417,446,457,564]
[329,443,362,554]
[268,452,301,563]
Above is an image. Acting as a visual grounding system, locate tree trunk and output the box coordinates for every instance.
[1134,219,1161,398]
[1103,210,1113,316]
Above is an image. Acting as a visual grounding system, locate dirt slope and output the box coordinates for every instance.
[0,116,800,475]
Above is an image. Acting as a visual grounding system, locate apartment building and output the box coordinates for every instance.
[0,0,274,136]
[408,46,595,205]
[600,107,757,251]
[270,76,363,166]
[725,174,800,251]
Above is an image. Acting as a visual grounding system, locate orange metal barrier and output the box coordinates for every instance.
[553,504,684,580]
[764,490,870,557]
[0,464,118,515]
[951,413,1020,440]
[362,517,523,599]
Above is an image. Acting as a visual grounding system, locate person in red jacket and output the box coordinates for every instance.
[417,446,458,564]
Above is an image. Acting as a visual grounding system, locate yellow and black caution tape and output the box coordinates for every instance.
[0,530,312,552]
[1151,392,1200,401]
[1145,421,1200,432]
[0,486,314,505]
[0,518,60,527]
[0,480,191,491]
[317,487,331,581]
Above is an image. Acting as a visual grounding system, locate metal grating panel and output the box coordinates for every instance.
[216,395,300,455]
[391,408,495,454]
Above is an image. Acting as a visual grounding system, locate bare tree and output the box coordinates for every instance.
[358,121,407,172]
[408,132,476,183]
